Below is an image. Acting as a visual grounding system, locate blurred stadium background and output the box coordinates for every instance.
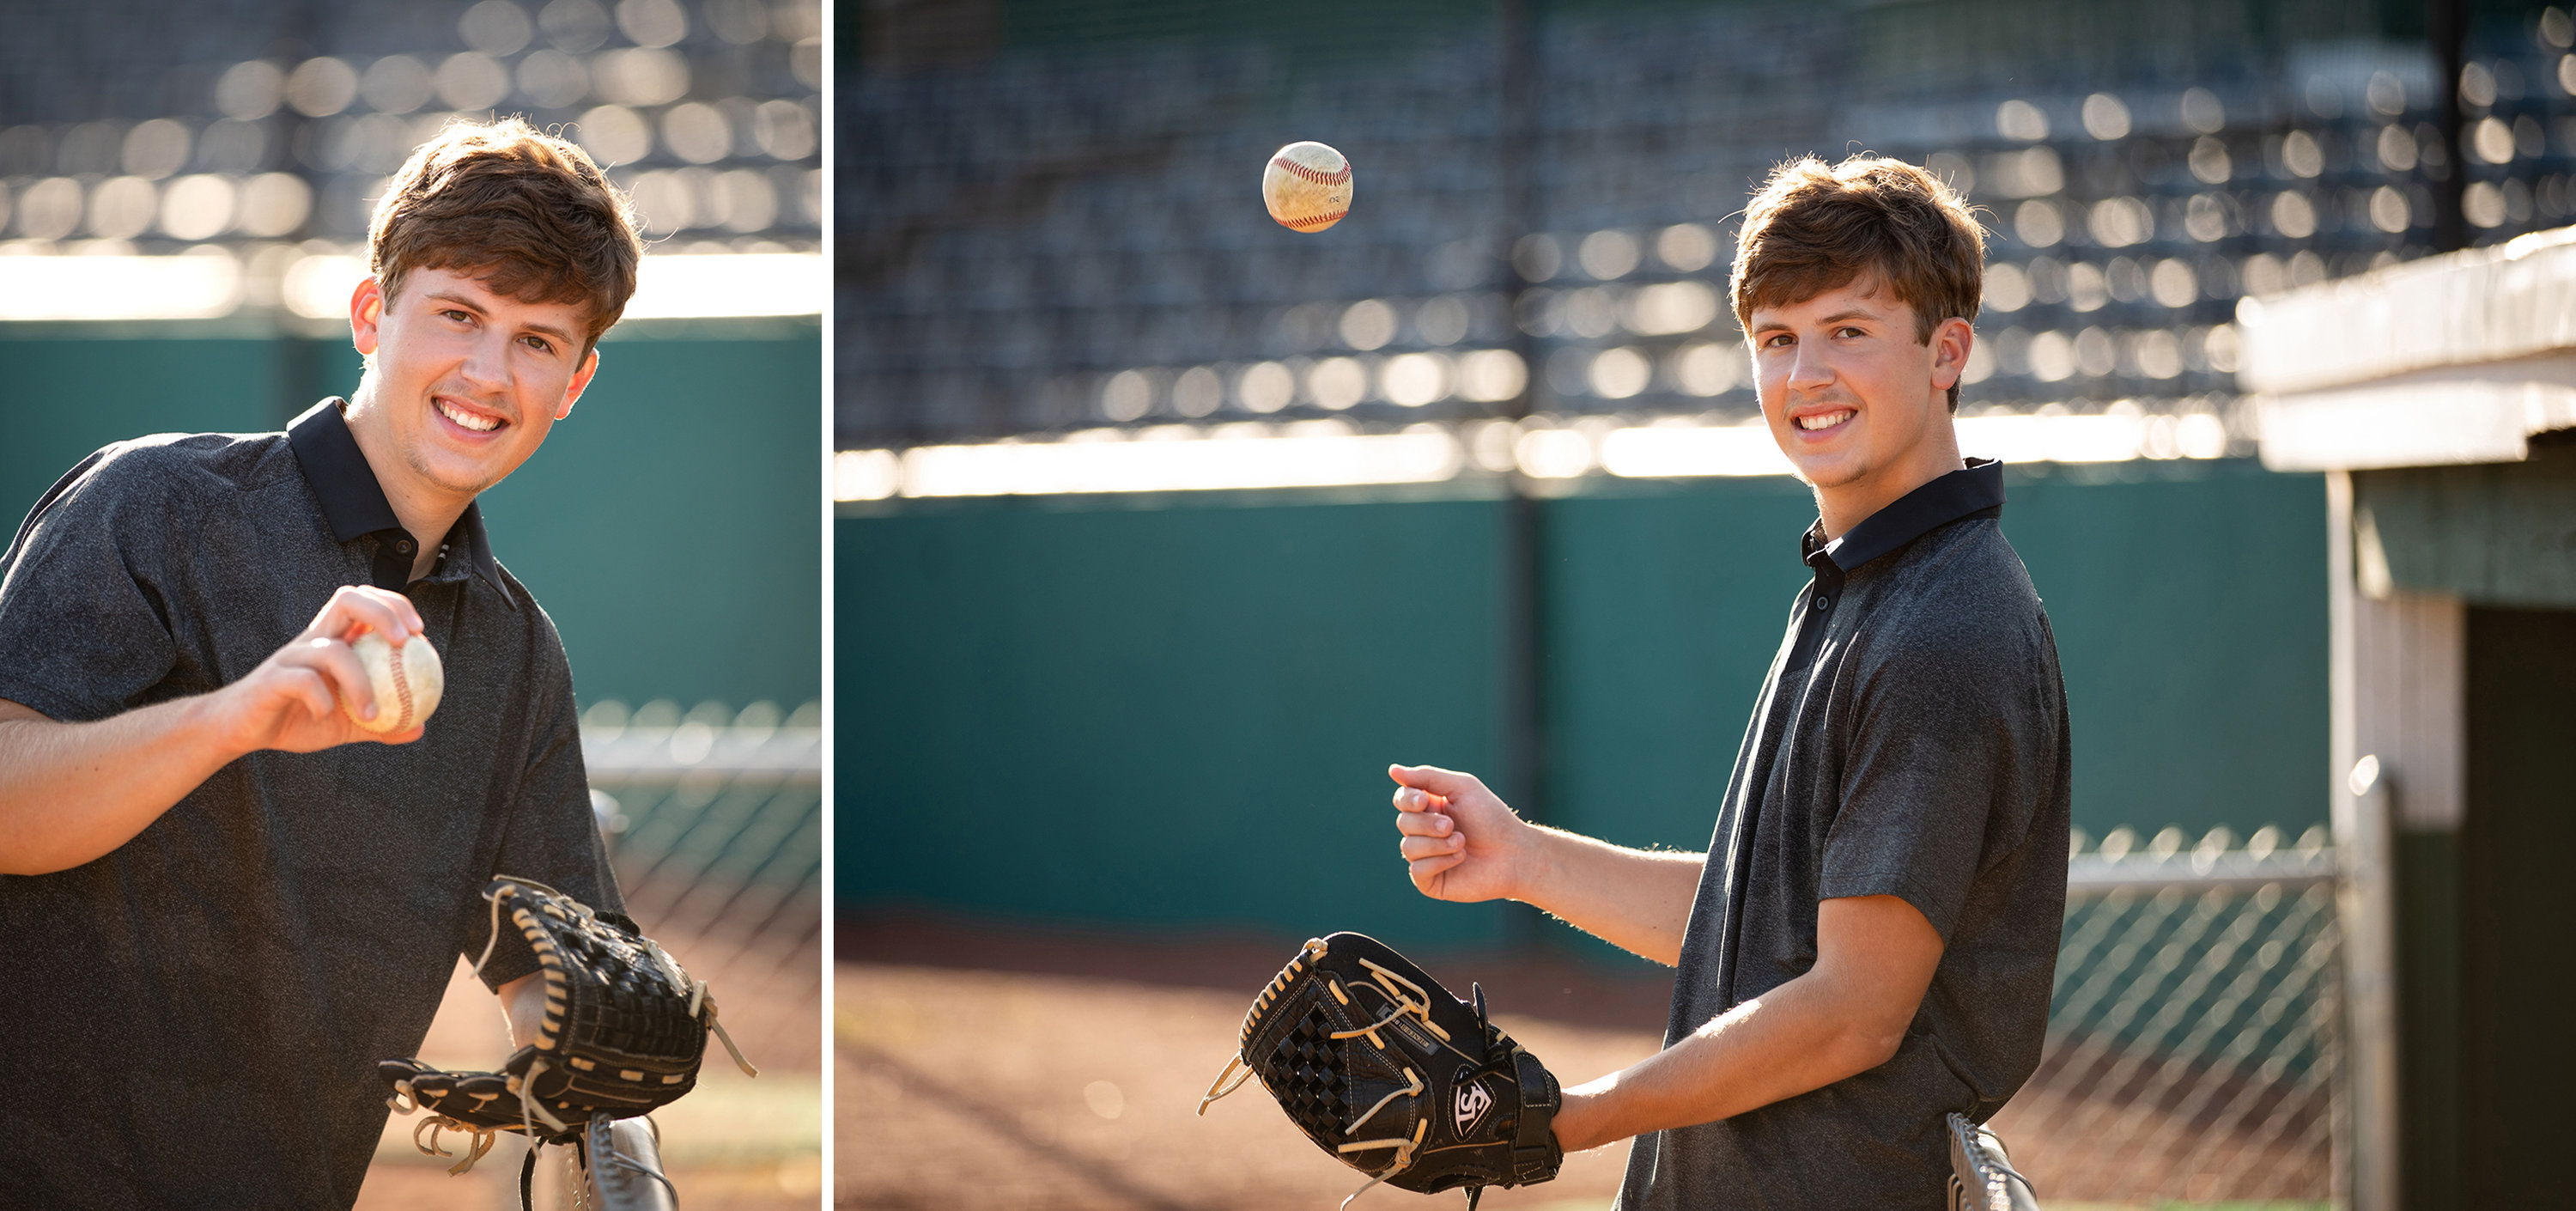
[0,0,824,1206]
[839,2,2574,1209]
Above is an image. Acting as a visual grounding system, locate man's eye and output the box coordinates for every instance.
[523,336,553,353]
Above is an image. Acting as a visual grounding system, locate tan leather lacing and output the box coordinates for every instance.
[1334,1119,1429,1210]
[1200,938,1331,1116]
[1343,1067,1424,1135]
[399,1103,500,1180]
[1200,938,1461,1207]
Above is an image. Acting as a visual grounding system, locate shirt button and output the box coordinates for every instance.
[396,539,414,554]
[1814,593,1832,611]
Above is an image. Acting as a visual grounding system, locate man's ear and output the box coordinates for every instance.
[556,347,600,421]
[1928,315,1974,393]
[349,277,386,358]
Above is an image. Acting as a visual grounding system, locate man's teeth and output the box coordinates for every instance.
[438,400,501,432]
[1796,410,1854,431]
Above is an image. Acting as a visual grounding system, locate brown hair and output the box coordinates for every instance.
[1730,155,1985,411]
[368,117,641,353]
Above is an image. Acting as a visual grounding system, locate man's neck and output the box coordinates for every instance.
[341,394,471,582]
[1813,425,1966,542]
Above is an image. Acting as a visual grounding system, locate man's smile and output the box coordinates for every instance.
[434,396,507,435]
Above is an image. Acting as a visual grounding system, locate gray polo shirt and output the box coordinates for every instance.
[0,399,620,1209]
[1617,459,2070,1210]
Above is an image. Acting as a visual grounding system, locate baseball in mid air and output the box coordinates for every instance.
[343,630,443,733]
[1263,141,1352,233]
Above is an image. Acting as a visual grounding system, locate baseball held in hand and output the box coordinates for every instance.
[343,630,443,733]
[1263,141,1352,233]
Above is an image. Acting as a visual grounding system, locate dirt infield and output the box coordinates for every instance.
[837,916,1677,1211]
[839,963,1655,1211]
[839,916,2334,1211]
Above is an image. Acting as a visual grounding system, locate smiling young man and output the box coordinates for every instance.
[1387,155,2070,1206]
[0,119,641,1207]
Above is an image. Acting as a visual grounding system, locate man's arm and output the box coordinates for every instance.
[0,585,426,875]
[1388,764,1704,966]
[1550,893,1946,1151]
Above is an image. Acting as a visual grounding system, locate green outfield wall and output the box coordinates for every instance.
[840,460,2329,951]
[0,320,821,713]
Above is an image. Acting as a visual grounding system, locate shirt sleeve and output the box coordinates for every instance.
[0,446,184,721]
[1819,604,2060,941]
[471,637,624,990]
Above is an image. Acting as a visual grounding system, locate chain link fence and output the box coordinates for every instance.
[578,702,825,1209]
[1993,825,2342,1209]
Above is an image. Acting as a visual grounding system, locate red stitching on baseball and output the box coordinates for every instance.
[389,642,414,730]
[1272,155,1351,186]
[1285,210,1347,229]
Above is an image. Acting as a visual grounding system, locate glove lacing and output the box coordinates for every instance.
[386,1078,505,1177]
[1323,960,1453,1210]
[1197,941,1456,1210]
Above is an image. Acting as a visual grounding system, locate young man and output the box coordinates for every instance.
[1388,155,2070,1206]
[0,119,643,1207]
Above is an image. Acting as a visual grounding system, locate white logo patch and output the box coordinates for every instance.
[1453,1074,1495,1135]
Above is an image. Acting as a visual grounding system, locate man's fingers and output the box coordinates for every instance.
[1388,763,1484,800]
[1394,810,1454,838]
[282,637,376,720]
[312,584,420,643]
[1400,833,1466,861]
[275,666,338,721]
[1392,785,1451,813]
[1408,853,1466,881]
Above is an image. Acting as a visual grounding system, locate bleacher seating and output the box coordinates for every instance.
[836,3,2576,454]
[0,0,821,304]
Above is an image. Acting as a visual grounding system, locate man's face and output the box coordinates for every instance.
[347,265,598,504]
[1747,273,1969,496]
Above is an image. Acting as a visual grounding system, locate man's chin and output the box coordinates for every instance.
[403,447,515,500]
[1785,451,1870,491]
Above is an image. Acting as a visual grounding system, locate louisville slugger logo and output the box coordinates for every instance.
[1453,1071,1494,1135]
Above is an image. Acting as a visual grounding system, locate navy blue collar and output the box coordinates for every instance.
[285,399,513,607]
[1801,458,2006,576]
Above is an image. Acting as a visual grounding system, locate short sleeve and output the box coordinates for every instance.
[471,644,623,990]
[0,447,183,721]
[1819,608,2057,940]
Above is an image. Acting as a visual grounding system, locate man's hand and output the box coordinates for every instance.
[205,584,428,753]
[0,584,429,874]
[1390,764,1540,903]
[1388,763,1706,965]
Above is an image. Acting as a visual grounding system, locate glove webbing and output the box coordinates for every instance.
[1199,946,1463,1211]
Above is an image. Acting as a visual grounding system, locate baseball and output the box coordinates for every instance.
[343,630,443,733]
[1263,141,1352,233]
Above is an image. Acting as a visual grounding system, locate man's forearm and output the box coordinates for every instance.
[1551,965,1905,1151]
[1519,827,1705,967]
[1549,895,1945,1151]
[0,698,243,875]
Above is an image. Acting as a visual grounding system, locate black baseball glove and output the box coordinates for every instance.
[1199,932,1562,1208]
[379,877,756,1181]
